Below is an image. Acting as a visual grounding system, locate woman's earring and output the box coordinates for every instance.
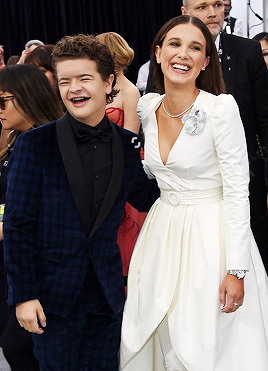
[201,66,206,71]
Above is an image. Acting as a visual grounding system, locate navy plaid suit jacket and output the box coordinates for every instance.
[3,114,159,318]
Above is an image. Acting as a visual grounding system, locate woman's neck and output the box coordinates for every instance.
[164,83,199,115]
[115,69,124,84]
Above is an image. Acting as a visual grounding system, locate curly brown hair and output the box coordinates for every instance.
[52,34,118,103]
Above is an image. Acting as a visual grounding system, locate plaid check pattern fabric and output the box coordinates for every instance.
[3,121,159,318]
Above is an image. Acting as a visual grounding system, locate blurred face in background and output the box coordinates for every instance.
[259,39,268,70]
[181,0,224,40]
[223,0,232,18]
[0,92,32,132]
[0,44,5,70]
[35,65,57,90]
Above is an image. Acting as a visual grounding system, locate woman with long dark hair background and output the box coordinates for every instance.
[0,63,63,371]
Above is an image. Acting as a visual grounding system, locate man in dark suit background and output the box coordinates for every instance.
[223,0,243,36]
[180,0,268,272]
[3,34,159,371]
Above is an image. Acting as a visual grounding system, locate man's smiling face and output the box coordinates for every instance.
[56,58,113,126]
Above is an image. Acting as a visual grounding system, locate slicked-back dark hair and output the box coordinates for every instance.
[151,15,226,95]
[52,34,118,103]
[253,32,268,43]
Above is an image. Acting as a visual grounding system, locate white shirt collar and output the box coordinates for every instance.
[215,34,220,52]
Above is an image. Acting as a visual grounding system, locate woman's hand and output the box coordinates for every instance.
[219,274,244,313]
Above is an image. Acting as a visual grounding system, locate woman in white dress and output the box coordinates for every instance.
[120,15,268,371]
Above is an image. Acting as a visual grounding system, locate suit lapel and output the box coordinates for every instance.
[89,124,124,237]
[220,33,237,94]
[56,114,92,235]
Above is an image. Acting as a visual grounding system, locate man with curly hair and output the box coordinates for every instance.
[3,34,158,371]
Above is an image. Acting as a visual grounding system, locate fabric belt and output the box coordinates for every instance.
[160,187,223,206]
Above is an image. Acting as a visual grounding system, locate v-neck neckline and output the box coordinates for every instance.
[155,91,201,166]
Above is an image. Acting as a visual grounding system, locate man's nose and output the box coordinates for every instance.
[69,80,82,92]
[207,5,217,17]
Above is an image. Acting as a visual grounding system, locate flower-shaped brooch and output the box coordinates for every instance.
[181,108,206,136]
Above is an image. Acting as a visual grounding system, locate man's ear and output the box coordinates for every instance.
[181,6,188,15]
[105,74,114,94]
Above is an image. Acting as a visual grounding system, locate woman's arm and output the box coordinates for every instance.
[122,84,141,134]
[211,94,251,312]
[211,94,251,270]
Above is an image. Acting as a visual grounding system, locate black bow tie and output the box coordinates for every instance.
[76,125,112,143]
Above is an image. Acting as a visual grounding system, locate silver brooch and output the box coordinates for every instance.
[181,108,206,136]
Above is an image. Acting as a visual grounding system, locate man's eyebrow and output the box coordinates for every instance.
[58,73,94,82]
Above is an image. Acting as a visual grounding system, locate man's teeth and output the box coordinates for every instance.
[72,97,88,102]
[173,64,190,71]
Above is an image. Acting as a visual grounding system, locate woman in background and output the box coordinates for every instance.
[25,44,58,90]
[97,32,146,284]
[253,32,268,69]
[0,63,63,371]
[97,32,140,134]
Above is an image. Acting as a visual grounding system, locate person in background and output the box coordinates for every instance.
[120,15,268,371]
[0,63,63,371]
[0,43,7,155]
[97,32,147,285]
[17,39,44,65]
[223,0,243,36]
[253,32,268,70]
[0,43,5,70]
[136,60,150,95]
[7,55,20,65]
[25,44,57,91]
[96,32,140,134]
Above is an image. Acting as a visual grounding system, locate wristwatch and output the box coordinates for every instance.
[227,270,247,279]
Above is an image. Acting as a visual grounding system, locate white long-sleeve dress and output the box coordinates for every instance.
[120,90,268,371]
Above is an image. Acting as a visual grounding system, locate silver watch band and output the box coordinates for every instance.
[227,270,247,279]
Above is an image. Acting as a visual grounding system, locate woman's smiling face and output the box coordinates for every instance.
[155,23,210,89]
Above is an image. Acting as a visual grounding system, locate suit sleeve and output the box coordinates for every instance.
[125,134,160,212]
[211,94,251,270]
[251,41,268,186]
[3,133,42,305]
